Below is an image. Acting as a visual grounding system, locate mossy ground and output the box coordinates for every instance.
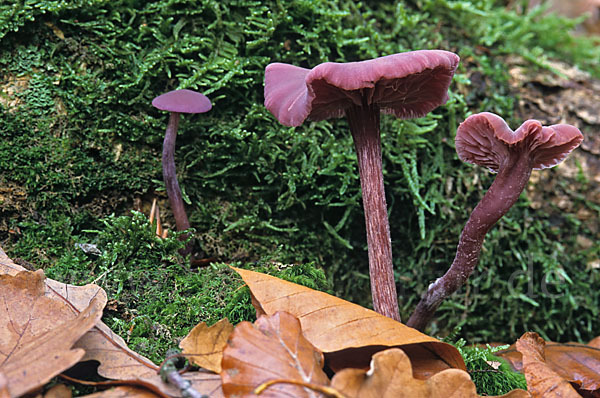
[1,0,599,382]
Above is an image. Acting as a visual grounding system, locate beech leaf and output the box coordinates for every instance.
[221,311,329,397]
[498,337,600,393]
[0,270,105,398]
[516,332,581,398]
[232,267,464,377]
[331,348,529,398]
[179,318,234,373]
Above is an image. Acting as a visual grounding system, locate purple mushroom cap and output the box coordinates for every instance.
[264,50,460,126]
[456,112,584,172]
[152,89,212,114]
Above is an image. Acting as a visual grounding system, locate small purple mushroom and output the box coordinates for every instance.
[407,112,584,330]
[152,89,212,256]
[264,50,460,321]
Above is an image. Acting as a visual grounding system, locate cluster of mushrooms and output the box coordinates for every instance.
[152,49,583,330]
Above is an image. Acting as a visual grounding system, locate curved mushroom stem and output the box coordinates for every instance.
[346,102,400,321]
[407,150,533,330]
[162,112,193,256]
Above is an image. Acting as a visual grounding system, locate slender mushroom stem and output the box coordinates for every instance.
[407,149,532,330]
[162,112,192,255]
[346,101,400,321]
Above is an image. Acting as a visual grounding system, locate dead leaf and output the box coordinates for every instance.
[516,332,581,398]
[232,267,464,378]
[221,311,329,397]
[0,270,105,398]
[588,337,600,349]
[179,318,234,373]
[498,339,600,392]
[43,384,72,398]
[331,348,529,398]
[73,324,179,397]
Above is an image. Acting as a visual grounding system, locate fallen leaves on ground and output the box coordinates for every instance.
[516,332,582,398]
[0,248,224,398]
[221,311,330,397]
[232,266,464,377]
[498,333,600,396]
[0,270,105,397]
[3,247,598,398]
[331,348,529,398]
[179,318,234,373]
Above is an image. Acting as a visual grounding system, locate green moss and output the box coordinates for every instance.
[452,337,528,395]
[1,0,598,350]
[45,211,330,364]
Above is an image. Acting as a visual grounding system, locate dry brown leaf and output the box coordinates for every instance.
[232,267,464,378]
[331,348,529,398]
[0,270,105,398]
[221,311,329,397]
[179,318,234,373]
[516,332,581,398]
[498,338,600,393]
[81,386,162,398]
[0,247,104,310]
[43,384,72,398]
[588,337,600,349]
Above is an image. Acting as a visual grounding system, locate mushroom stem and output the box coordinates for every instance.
[407,150,532,330]
[346,102,400,321]
[162,112,192,255]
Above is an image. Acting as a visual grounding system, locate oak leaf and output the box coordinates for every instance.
[221,311,329,397]
[232,267,464,377]
[331,348,530,398]
[516,332,581,398]
[179,318,234,373]
[0,270,105,398]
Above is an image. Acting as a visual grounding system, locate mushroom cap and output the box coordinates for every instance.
[455,112,584,172]
[264,50,460,127]
[152,89,212,114]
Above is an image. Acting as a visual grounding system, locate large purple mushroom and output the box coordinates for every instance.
[407,112,584,330]
[264,50,460,321]
[152,89,212,256]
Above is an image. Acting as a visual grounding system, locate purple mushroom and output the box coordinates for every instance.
[264,50,460,321]
[152,89,212,256]
[407,112,584,330]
